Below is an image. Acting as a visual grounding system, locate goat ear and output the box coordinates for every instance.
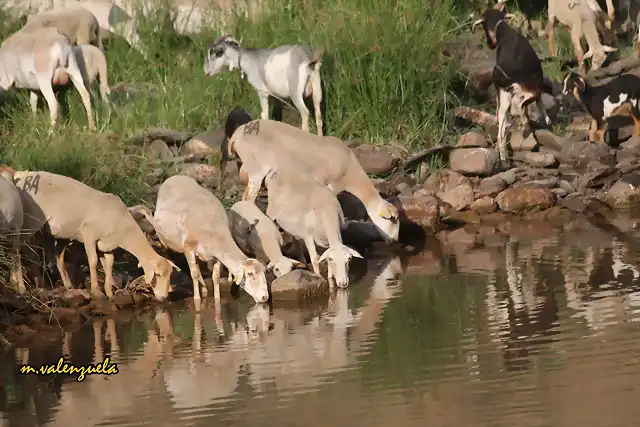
[347,247,363,259]
[247,218,259,234]
[293,260,306,268]
[166,259,181,272]
[266,260,275,270]
[576,77,586,92]
[603,45,617,52]
[144,268,154,285]
[471,18,484,31]
[494,1,507,12]
[583,50,594,59]
[504,13,516,19]
[318,249,330,264]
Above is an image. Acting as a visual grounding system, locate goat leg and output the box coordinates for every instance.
[55,241,73,289]
[588,118,599,142]
[570,28,586,75]
[100,252,115,298]
[83,239,103,299]
[258,92,270,120]
[303,236,320,275]
[496,88,513,167]
[185,248,202,301]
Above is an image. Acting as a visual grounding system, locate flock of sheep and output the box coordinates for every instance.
[3,0,640,308]
[0,1,402,307]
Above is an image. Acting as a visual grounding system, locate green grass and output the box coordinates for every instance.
[0,0,468,205]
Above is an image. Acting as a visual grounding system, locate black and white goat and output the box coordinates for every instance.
[472,0,553,167]
[562,71,640,142]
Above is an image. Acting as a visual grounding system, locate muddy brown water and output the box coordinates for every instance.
[2,216,640,427]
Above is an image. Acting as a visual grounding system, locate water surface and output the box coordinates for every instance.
[2,217,640,427]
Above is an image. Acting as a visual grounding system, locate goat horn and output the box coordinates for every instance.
[471,18,484,30]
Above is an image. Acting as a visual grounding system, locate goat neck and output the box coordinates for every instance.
[232,49,263,88]
[119,223,165,276]
[318,206,345,248]
[198,234,249,280]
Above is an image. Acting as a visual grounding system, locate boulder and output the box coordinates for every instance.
[513,151,557,168]
[351,144,398,175]
[457,131,488,147]
[475,175,507,198]
[423,169,474,210]
[495,185,557,213]
[179,163,218,184]
[270,270,328,300]
[449,147,499,176]
[558,140,616,169]
[605,173,640,209]
[147,140,174,161]
[387,193,442,232]
[509,131,538,151]
[180,130,225,158]
[471,196,497,214]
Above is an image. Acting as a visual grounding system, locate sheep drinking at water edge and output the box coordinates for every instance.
[13,170,179,300]
[203,36,325,135]
[221,108,400,243]
[263,168,363,288]
[148,175,270,304]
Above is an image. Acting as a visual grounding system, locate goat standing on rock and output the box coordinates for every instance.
[472,0,553,167]
[562,71,640,142]
[203,36,325,135]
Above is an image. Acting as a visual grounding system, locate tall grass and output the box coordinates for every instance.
[0,0,466,205]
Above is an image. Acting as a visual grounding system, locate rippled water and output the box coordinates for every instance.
[3,216,640,427]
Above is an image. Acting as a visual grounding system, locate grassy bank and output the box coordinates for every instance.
[0,0,467,204]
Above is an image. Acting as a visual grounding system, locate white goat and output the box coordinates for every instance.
[222,112,400,243]
[204,36,325,136]
[228,201,305,278]
[149,175,269,304]
[264,168,363,288]
[31,43,111,115]
[547,0,617,74]
[0,27,95,132]
[13,170,179,300]
[0,166,25,294]
[23,4,103,50]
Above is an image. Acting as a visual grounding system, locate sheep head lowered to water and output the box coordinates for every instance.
[318,245,363,288]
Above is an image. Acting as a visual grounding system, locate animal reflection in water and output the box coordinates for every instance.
[163,256,403,409]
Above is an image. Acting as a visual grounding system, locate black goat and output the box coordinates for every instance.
[472,0,553,166]
[562,71,640,142]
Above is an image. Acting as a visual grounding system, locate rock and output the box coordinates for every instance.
[373,179,398,198]
[179,163,217,184]
[618,159,640,174]
[515,176,558,188]
[495,185,557,213]
[351,144,398,175]
[620,135,640,150]
[52,307,80,325]
[61,288,91,308]
[112,289,136,307]
[509,131,538,151]
[423,169,474,210]
[532,129,568,151]
[449,147,499,176]
[513,151,557,168]
[616,148,639,163]
[147,139,174,161]
[497,168,518,185]
[270,270,328,300]
[558,180,576,193]
[457,131,488,147]
[558,140,616,169]
[471,196,498,214]
[551,188,568,198]
[476,175,507,198]
[180,130,224,158]
[444,209,482,225]
[387,193,442,232]
[605,173,640,209]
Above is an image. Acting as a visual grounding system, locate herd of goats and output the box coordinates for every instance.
[2,0,640,307]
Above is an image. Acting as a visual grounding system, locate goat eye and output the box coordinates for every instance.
[215,49,223,57]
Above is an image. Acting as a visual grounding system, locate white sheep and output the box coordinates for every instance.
[228,201,305,278]
[12,170,179,300]
[30,43,111,115]
[547,0,617,74]
[0,27,95,132]
[149,175,270,304]
[264,168,363,288]
[23,4,103,50]
[222,110,400,243]
[0,166,25,294]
